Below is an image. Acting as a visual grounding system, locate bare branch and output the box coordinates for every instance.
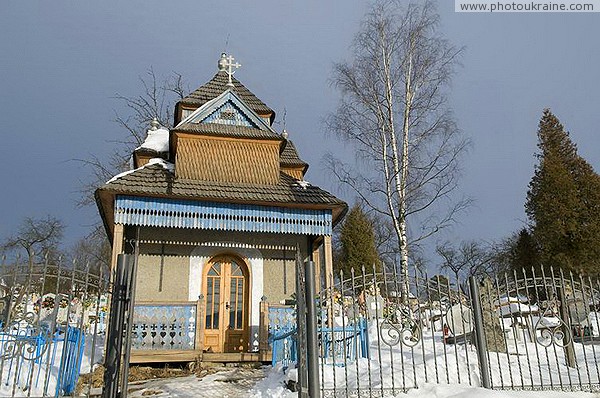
[326,0,469,285]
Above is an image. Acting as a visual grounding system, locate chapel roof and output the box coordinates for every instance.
[280,139,309,170]
[96,161,346,237]
[178,71,274,118]
[97,162,343,208]
[173,121,282,141]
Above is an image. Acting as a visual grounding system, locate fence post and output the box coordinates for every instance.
[469,276,491,389]
[120,234,140,398]
[103,254,132,398]
[259,297,270,360]
[557,287,576,367]
[196,294,205,360]
[305,260,320,398]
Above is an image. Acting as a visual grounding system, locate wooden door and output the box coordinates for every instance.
[202,256,249,353]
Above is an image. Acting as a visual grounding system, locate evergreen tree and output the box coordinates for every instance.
[492,229,540,274]
[335,204,380,278]
[526,110,600,275]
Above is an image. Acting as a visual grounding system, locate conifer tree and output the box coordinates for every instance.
[526,110,600,275]
[335,204,380,278]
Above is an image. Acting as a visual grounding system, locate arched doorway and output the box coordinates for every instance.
[202,255,249,353]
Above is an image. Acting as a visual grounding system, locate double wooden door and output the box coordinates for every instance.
[202,255,249,353]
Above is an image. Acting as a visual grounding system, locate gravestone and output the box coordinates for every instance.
[480,278,507,352]
[445,303,473,337]
[365,293,385,320]
[0,294,10,326]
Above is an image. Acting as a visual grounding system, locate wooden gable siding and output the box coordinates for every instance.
[174,133,280,184]
[134,153,152,169]
[281,167,304,180]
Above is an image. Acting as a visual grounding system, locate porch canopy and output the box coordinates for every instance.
[115,195,332,236]
[95,161,346,241]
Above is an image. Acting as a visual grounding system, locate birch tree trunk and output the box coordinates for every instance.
[327,0,470,289]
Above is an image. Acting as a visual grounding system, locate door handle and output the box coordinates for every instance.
[225,302,230,309]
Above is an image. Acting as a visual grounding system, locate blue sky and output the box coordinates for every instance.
[1,1,598,263]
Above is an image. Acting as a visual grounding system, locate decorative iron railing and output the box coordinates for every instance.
[287,265,600,397]
[0,254,109,398]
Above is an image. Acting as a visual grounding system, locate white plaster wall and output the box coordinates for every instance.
[189,243,264,332]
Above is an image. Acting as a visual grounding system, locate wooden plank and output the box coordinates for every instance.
[195,297,205,357]
[259,299,270,353]
[312,240,321,292]
[130,350,201,363]
[129,350,272,364]
[134,301,196,306]
[324,235,333,292]
[201,352,271,363]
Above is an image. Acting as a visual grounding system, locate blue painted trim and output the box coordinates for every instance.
[115,196,332,236]
[177,90,274,132]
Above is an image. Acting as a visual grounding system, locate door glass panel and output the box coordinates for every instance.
[205,261,221,330]
[236,279,243,328]
[213,278,220,329]
[229,283,236,329]
[205,278,213,329]
[209,263,221,276]
[227,276,244,330]
[231,261,242,276]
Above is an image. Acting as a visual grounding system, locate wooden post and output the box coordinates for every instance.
[259,297,270,361]
[196,295,205,361]
[103,223,125,360]
[312,241,321,292]
[110,224,125,274]
[323,235,333,292]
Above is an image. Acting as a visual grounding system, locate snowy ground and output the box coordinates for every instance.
[124,365,600,398]
[0,330,104,398]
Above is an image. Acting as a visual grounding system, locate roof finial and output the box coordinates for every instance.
[218,53,241,87]
[280,108,288,139]
[150,117,160,131]
[218,53,227,71]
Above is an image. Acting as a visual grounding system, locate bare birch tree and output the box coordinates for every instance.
[2,215,64,266]
[327,0,470,300]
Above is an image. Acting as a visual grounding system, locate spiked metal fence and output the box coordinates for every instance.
[287,264,600,397]
[0,254,109,397]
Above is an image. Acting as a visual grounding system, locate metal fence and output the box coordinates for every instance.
[287,264,600,397]
[0,254,108,397]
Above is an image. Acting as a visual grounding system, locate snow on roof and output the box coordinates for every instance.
[106,158,174,184]
[295,180,311,189]
[136,126,169,153]
[147,157,174,172]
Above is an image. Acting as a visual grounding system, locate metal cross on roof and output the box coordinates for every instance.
[218,53,241,87]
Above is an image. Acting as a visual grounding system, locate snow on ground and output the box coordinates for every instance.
[123,365,600,398]
[403,383,600,398]
[0,330,104,398]
[310,320,600,392]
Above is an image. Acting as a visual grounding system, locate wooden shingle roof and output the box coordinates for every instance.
[280,139,309,169]
[174,122,282,141]
[97,163,344,208]
[96,162,347,238]
[179,71,274,117]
